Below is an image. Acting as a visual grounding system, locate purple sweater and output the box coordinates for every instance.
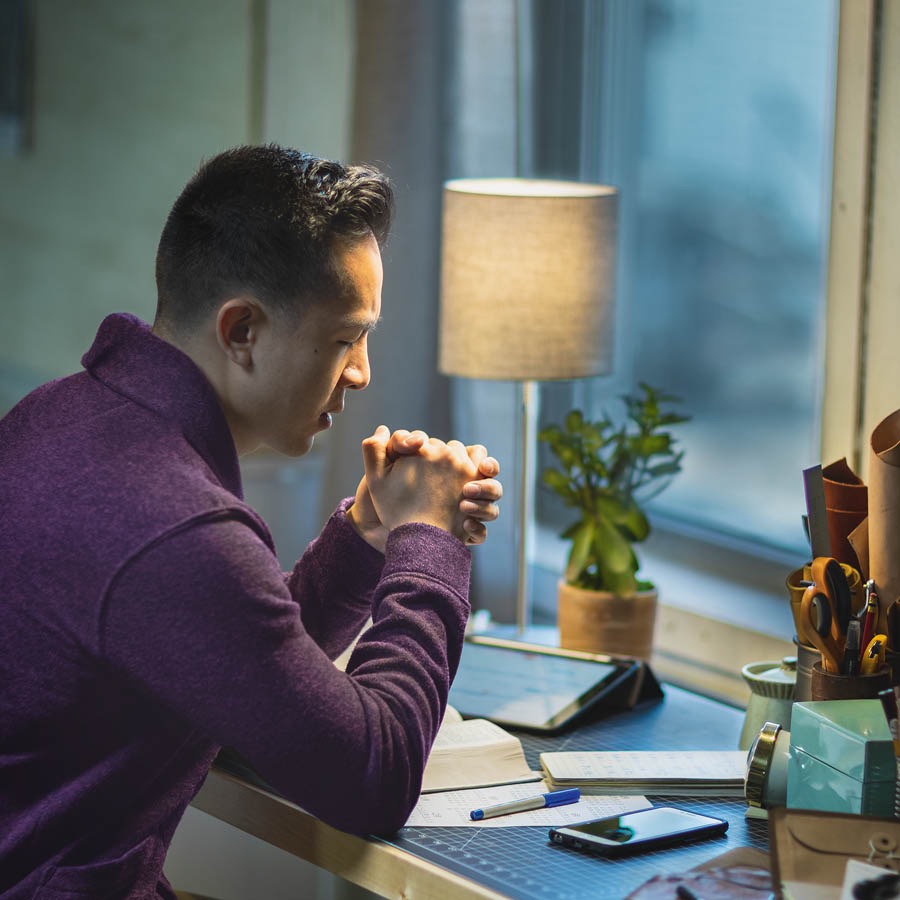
[0,314,471,898]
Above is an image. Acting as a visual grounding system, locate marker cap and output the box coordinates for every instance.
[544,788,581,807]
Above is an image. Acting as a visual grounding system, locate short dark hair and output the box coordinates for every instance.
[154,145,393,330]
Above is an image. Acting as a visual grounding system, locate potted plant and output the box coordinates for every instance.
[538,383,689,659]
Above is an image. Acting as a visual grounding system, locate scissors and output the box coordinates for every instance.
[799,590,843,673]
[805,557,852,644]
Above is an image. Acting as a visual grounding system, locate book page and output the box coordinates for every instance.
[421,718,541,793]
[431,718,517,751]
[442,704,463,725]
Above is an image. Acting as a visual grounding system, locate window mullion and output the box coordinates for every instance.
[821,0,878,474]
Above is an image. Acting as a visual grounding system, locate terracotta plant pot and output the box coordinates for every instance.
[557,580,658,660]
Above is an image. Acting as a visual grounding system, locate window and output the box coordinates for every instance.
[529,0,839,564]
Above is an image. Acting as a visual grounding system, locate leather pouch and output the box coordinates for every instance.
[769,807,900,894]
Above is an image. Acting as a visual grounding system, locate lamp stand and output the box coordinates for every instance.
[517,380,539,634]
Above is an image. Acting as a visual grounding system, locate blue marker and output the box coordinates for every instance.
[469,788,580,821]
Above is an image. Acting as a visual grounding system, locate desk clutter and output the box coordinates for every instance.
[385,685,767,900]
[728,415,900,897]
[792,426,900,699]
[744,422,900,808]
[403,410,900,900]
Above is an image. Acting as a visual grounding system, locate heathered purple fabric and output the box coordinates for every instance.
[0,313,471,898]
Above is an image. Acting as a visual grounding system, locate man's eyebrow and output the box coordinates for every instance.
[338,315,382,332]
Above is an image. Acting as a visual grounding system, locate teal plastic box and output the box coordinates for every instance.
[787,700,897,817]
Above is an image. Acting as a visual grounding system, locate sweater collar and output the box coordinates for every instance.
[81,313,244,499]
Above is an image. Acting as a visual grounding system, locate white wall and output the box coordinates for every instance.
[0,0,250,392]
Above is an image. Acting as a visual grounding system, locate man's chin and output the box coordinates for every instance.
[264,434,315,458]
[288,435,315,457]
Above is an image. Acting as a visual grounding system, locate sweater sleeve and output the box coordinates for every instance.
[286,498,385,659]
[99,513,471,836]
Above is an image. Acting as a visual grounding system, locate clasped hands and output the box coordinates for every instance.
[348,426,502,552]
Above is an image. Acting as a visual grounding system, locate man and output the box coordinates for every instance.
[0,146,502,898]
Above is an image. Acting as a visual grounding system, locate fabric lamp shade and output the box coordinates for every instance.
[438,178,619,381]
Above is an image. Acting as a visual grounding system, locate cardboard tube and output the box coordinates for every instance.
[868,409,900,628]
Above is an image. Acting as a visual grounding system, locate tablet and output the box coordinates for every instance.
[448,636,646,733]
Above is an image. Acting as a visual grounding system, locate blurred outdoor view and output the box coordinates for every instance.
[536,0,839,557]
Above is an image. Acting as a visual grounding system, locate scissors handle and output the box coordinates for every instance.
[801,589,843,673]
[811,556,851,641]
[797,588,822,647]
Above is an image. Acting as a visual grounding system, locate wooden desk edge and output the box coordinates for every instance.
[191,767,509,900]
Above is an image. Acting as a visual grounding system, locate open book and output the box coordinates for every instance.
[421,708,542,794]
[540,750,748,797]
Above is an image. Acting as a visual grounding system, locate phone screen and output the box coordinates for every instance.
[549,807,728,857]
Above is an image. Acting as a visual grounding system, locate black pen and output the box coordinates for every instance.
[843,618,861,676]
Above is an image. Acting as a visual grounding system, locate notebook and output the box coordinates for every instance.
[540,750,748,797]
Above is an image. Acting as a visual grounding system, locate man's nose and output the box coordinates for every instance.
[343,343,370,390]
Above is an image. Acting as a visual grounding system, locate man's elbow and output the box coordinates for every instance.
[312,780,419,837]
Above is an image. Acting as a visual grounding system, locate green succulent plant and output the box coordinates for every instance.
[538,383,690,596]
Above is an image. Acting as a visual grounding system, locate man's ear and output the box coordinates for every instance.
[215,298,263,368]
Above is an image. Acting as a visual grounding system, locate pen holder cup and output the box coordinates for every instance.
[810,663,891,701]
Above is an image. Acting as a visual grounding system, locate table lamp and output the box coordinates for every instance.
[438,177,619,632]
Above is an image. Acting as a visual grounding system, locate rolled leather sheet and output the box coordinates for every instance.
[821,457,867,574]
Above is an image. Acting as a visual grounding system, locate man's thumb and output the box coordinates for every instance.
[361,425,391,482]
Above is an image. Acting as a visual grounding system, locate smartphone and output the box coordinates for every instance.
[548,806,729,858]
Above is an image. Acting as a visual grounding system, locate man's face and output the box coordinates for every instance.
[240,234,383,457]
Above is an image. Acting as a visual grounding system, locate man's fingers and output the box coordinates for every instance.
[447,439,473,466]
[466,444,488,469]
[462,478,503,502]
[460,499,500,522]
[387,428,427,460]
[478,456,500,478]
[466,446,499,478]
[463,518,487,545]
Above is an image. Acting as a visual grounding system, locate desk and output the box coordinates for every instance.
[192,685,767,899]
